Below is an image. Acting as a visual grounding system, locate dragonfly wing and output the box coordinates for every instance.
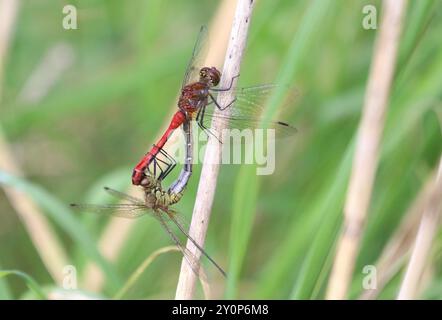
[155,211,205,279]
[203,113,297,134]
[103,187,144,205]
[201,84,298,139]
[70,203,149,219]
[201,113,297,142]
[217,84,298,116]
[182,25,209,88]
[160,208,226,277]
[233,84,283,115]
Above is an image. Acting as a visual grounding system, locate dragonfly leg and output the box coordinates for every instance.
[196,105,222,144]
[159,147,176,166]
[151,148,175,181]
[148,156,161,179]
[157,148,177,180]
[210,73,240,92]
[148,151,171,181]
[208,92,236,111]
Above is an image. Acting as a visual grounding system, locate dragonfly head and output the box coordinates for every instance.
[199,67,221,87]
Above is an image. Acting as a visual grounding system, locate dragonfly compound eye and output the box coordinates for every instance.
[209,67,221,86]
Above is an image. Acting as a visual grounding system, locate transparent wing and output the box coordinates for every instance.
[70,203,149,219]
[202,84,298,138]
[164,207,190,230]
[155,211,206,279]
[103,187,144,205]
[204,114,297,137]
[160,207,226,277]
[182,25,208,88]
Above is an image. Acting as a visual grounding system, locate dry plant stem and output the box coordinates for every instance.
[175,0,256,300]
[326,0,407,300]
[0,0,70,284]
[0,0,19,94]
[397,156,442,299]
[81,0,237,293]
[359,161,442,299]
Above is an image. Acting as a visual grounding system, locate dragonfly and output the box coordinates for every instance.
[70,174,226,278]
[132,25,298,186]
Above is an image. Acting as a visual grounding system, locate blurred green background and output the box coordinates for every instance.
[0,0,441,299]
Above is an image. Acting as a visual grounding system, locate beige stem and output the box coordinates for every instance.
[326,0,408,299]
[359,160,442,299]
[81,0,237,293]
[397,156,442,299]
[175,0,256,300]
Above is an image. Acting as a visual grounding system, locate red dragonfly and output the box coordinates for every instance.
[132,26,297,186]
[71,182,226,278]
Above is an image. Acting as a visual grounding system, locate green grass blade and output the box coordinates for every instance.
[0,171,123,291]
[290,1,442,299]
[263,0,334,121]
[225,165,259,299]
[290,140,353,299]
[0,263,12,299]
[0,270,46,300]
[225,0,334,299]
[2,50,182,137]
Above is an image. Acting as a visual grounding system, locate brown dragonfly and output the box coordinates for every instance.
[71,177,226,278]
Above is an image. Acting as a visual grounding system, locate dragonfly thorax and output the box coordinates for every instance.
[141,175,182,208]
[179,82,210,113]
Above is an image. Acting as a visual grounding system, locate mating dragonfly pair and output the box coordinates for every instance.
[72,26,297,279]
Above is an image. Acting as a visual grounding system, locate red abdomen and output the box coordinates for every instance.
[132,110,187,185]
